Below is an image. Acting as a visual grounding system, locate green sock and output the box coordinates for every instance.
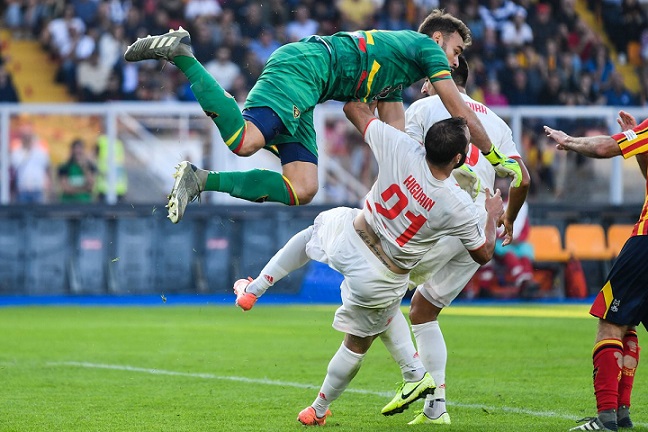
[205,170,298,205]
[174,55,246,152]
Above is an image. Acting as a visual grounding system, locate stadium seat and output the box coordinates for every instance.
[527,225,570,263]
[607,224,635,258]
[564,224,614,261]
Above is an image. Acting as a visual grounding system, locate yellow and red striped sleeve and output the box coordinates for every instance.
[612,118,648,158]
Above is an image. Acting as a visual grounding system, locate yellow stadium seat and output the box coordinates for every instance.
[528,226,570,263]
[607,224,634,258]
[564,224,614,261]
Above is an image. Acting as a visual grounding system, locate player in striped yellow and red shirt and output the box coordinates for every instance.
[545,111,647,431]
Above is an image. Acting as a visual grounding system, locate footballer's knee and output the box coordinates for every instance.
[292,183,317,205]
[232,121,265,156]
[282,161,319,205]
[409,290,441,325]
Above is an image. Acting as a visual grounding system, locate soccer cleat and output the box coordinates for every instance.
[124,27,193,63]
[407,411,451,425]
[167,161,202,224]
[617,406,633,429]
[381,372,436,416]
[297,406,331,426]
[569,412,618,431]
[233,277,257,311]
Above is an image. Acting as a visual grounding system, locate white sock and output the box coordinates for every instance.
[412,320,447,417]
[312,343,365,417]
[379,309,426,382]
[246,226,313,297]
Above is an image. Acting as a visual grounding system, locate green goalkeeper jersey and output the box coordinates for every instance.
[243,29,453,157]
[316,30,452,103]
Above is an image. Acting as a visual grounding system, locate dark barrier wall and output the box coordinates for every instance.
[0,204,327,296]
[0,203,641,296]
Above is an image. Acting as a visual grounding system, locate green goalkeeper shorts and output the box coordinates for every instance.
[243,40,332,158]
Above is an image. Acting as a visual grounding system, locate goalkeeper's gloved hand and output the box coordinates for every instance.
[453,164,481,201]
[483,144,522,187]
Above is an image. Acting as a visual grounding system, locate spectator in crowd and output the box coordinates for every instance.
[57,138,97,203]
[585,45,616,94]
[479,0,521,33]
[482,79,509,106]
[73,0,99,27]
[185,0,222,21]
[94,135,128,203]
[336,0,376,30]
[240,3,265,43]
[500,7,533,49]
[537,72,564,105]
[248,27,281,65]
[604,71,639,106]
[190,22,218,64]
[10,123,51,204]
[76,50,112,102]
[286,5,319,42]
[0,65,19,102]
[530,2,559,55]
[41,4,86,60]
[376,0,411,31]
[506,70,538,105]
[205,47,241,93]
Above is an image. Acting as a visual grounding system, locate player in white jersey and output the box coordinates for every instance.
[398,56,531,425]
[231,100,505,426]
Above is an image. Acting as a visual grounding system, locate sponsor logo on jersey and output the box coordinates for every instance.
[293,105,301,118]
[264,274,274,284]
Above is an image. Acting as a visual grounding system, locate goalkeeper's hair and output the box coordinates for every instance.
[424,117,468,166]
[418,9,472,47]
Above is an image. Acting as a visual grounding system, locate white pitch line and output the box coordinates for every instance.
[48,361,647,427]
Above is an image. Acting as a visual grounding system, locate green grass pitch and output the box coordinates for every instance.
[1,304,647,431]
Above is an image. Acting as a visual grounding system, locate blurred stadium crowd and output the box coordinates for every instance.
[2,0,648,204]
[1,0,647,107]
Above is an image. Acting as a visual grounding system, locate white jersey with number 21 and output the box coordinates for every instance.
[362,119,485,270]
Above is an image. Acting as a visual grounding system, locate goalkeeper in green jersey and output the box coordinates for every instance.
[124,9,522,223]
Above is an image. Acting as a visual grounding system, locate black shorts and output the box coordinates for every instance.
[590,235,648,329]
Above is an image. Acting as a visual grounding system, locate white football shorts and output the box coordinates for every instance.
[305,206,409,337]
[409,235,480,308]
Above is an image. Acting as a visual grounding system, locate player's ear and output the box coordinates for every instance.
[431,31,443,45]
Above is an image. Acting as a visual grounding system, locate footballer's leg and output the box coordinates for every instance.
[124,28,258,154]
[300,334,374,426]
[380,310,435,416]
[234,226,314,311]
[409,290,450,425]
[618,327,639,428]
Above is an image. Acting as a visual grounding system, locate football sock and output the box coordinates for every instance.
[618,330,640,407]
[312,344,364,418]
[204,169,298,205]
[246,226,313,297]
[174,55,246,152]
[379,310,425,382]
[592,338,624,412]
[412,321,447,417]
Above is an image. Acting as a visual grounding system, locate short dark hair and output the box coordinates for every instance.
[418,9,472,47]
[451,55,469,88]
[424,117,468,166]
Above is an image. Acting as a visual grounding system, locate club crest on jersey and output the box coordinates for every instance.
[293,105,301,119]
